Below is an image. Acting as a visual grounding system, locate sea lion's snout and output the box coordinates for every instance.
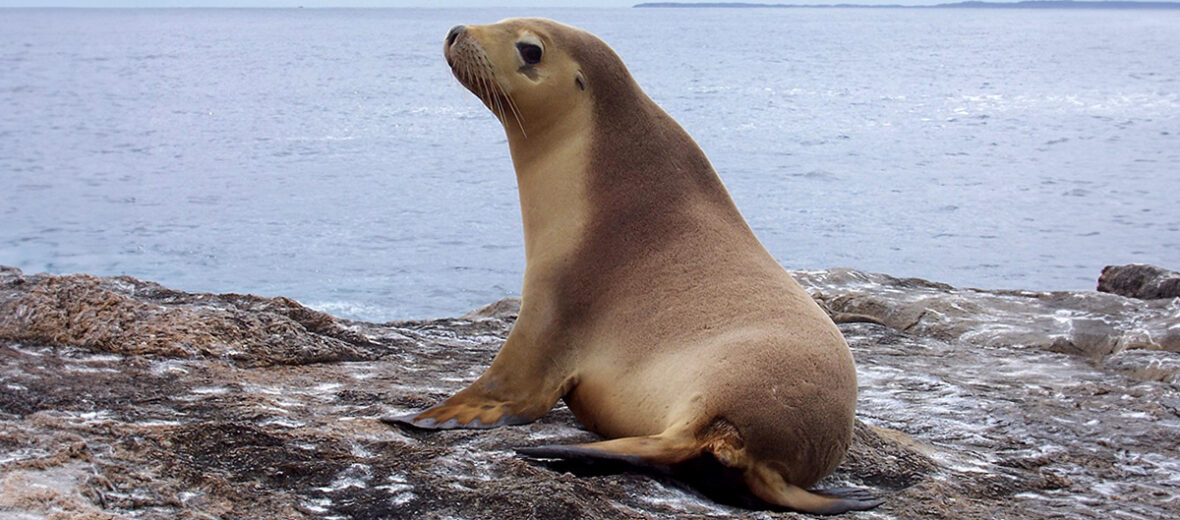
[446,25,465,48]
[444,25,466,67]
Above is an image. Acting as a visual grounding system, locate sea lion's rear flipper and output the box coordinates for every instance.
[519,435,883,514]
[743,463,883,515]
[516,435,701,466]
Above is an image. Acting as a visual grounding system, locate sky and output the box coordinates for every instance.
[0,0,993,7]
[4,1,639,6]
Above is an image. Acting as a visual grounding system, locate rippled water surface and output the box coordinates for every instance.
[2,7,1178,320]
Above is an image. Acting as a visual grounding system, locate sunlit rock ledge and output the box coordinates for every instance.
[0,264,1176,519]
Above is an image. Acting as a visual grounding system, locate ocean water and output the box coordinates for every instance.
[2,7,1178,321]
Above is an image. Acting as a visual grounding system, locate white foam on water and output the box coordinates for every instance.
[7,345,46,357]
[0,448,48,465]
[1119,411,1153,420]
[243,383,283,395]
[149,359,191,376]
[190,386,229,395]
[1093,480,1124,498]
[34,410,116,428]
[348,442,373,459]
[316,463,373,493]
[258,417,304,428]
[72,353,123,363]
[305,300,400,323]
[388,491,417,506]
[375,473,414,504]
[315,477,367,493]
[302,497,332,513]
[63,364,119,374]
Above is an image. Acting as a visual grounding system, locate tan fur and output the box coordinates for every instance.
[391,19,874,514]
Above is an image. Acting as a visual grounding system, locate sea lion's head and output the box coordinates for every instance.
[443,18,633,141]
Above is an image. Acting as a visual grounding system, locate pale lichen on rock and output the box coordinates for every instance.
[0,265,1177,519]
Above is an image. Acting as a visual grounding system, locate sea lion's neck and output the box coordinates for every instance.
[505,117,592,277]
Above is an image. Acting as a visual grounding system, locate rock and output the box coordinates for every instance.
[461,298,521,320]
[1,266,1177,519]
[797,268,1180,359]
[0,267,384,365]
[1098,263,1180,300]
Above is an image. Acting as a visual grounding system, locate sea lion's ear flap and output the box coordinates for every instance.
[575,71,586,91]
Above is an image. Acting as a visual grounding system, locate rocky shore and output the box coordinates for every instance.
[0,264,1177,519]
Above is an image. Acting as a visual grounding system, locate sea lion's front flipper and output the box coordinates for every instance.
[383,402,533,430]
[517,434,700,466]
[383,383,555,430]
[383,320,579,430]
[384,354,575,430]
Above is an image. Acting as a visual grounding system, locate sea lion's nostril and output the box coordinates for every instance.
[447,25,465,47]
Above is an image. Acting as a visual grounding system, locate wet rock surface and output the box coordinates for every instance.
[1,265,1177,519]
[797,268,1180,373]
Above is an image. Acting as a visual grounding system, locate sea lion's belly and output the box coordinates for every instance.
[562,339,704,438]
[562,311,855,444]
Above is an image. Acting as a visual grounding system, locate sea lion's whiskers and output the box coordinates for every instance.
[475,54,526,138]
[479,58,515,136]
[487,77,508,126]
[457,47,481,104]
[464,45,502,126]
[469,63,485,104]
[467,52,496,119]
[477,65,504,124]
[451,39,525,137]
[463,48,485,104]
[500,86,527,139]
[475,73,495,116]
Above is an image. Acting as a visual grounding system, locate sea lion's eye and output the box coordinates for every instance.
[517,42,542,65]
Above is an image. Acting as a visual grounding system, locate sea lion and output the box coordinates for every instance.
[387,18,881,514]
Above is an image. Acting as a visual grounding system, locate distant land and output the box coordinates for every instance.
[635,1,1180,8]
